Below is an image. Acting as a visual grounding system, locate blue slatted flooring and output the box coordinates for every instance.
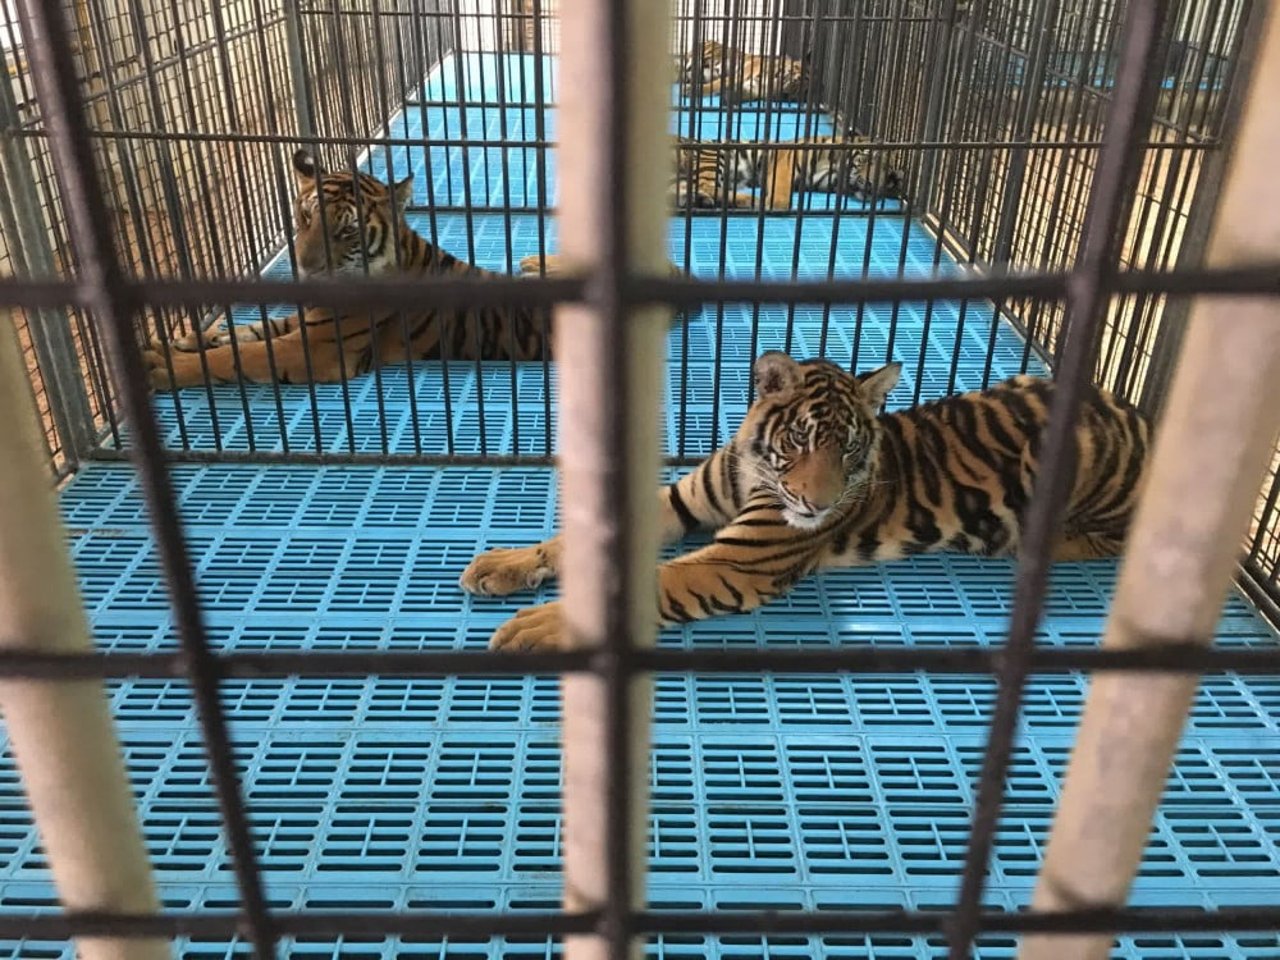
[3,53,1278,959]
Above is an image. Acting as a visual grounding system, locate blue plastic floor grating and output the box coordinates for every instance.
[6,459,1279,958]
[5,53,1280,959]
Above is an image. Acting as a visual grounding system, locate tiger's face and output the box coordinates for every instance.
[678,40,724,90]
[739,352,901,529]
[290,149,414,278]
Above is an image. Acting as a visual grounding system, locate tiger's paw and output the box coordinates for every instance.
[490,601,566,652]
[141,348,179,391]
[151,324,220,355]
[518,253,570,277]
[460,545,557,597]
[142,348,206,391]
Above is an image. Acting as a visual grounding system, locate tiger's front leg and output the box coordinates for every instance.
[460,537,563,597]
[142,330,354,389]
[152,313,301,353]
[488,497,823,651]
[460,446,746,599]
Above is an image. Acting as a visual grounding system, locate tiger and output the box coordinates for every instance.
[678,40,809,105]
[142,150,684,390]
[671,134,907,210]
[460,351,1151,651]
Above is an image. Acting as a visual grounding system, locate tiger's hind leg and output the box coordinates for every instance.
[143,331,354,390]
[1053,533,1126,561]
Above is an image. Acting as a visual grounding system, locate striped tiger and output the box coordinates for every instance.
[672,134,907,210]
[143,150,683,390]
[678,40,809,105]
[461,352,1151,650]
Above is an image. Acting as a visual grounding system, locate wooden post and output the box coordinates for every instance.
[0,314,168,960]
[556,1,671,960]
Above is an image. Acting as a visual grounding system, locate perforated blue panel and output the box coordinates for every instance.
[2,459,1276,958]
[401,52,871,209]
[7,53,1279,960]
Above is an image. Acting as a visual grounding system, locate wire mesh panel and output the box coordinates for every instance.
[920,0,1250,401]
[3,0,1266,477]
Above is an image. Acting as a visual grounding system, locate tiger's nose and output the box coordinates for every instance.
[296,243,331,276]
[780,480,830,512]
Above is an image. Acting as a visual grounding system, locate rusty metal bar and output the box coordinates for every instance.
[1021,5,1280,956]
[948,2,1178,956]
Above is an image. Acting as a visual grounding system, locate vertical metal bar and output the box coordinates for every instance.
[1022,18,1280,952]
[448,3,489,457]
[413,0,459,460]
[249,0,313,453]
[947,3,1174,958]
[13,2,277,958]
[991,0,1060,266]
[0,67,95,466]
[556,4,668,960]
[104,0,202,455]
[529,0,553,458]
[1249,461,1280,567]
[0,307,167,960]
[373,0,425,457]
[1140,0,1267,418]
[913,0,960,214]
[492,0,523,457]
[1016,0,1110,367]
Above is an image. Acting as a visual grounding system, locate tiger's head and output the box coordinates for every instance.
[291,149,414,278]
[739,352,901,529]
[678,40,725,90]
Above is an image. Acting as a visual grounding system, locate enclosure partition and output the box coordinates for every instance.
[2,1,1280,959]
[6,1,1276,617]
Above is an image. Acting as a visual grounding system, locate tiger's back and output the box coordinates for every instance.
[680,40,809,104]
[671,135,907,210]
[827,373,1151,564]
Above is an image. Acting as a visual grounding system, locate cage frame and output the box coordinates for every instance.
[0,1,1279,960]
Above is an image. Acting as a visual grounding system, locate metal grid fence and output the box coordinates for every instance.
[5,0,1264,618]
[1,0,1279,958]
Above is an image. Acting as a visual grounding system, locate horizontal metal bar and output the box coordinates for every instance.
[630,265,1280,306]
[0,904,1276,940]
[8,124,1221,153]
[88,446,561,468]
[0,643,1276,680]
[87,446,706,469]
[2,264,1278,313]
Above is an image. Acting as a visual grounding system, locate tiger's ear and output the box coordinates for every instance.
[292,149,318,185]
[856,362,901,414]
[392,174,414,210]
[753,351,802,398]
